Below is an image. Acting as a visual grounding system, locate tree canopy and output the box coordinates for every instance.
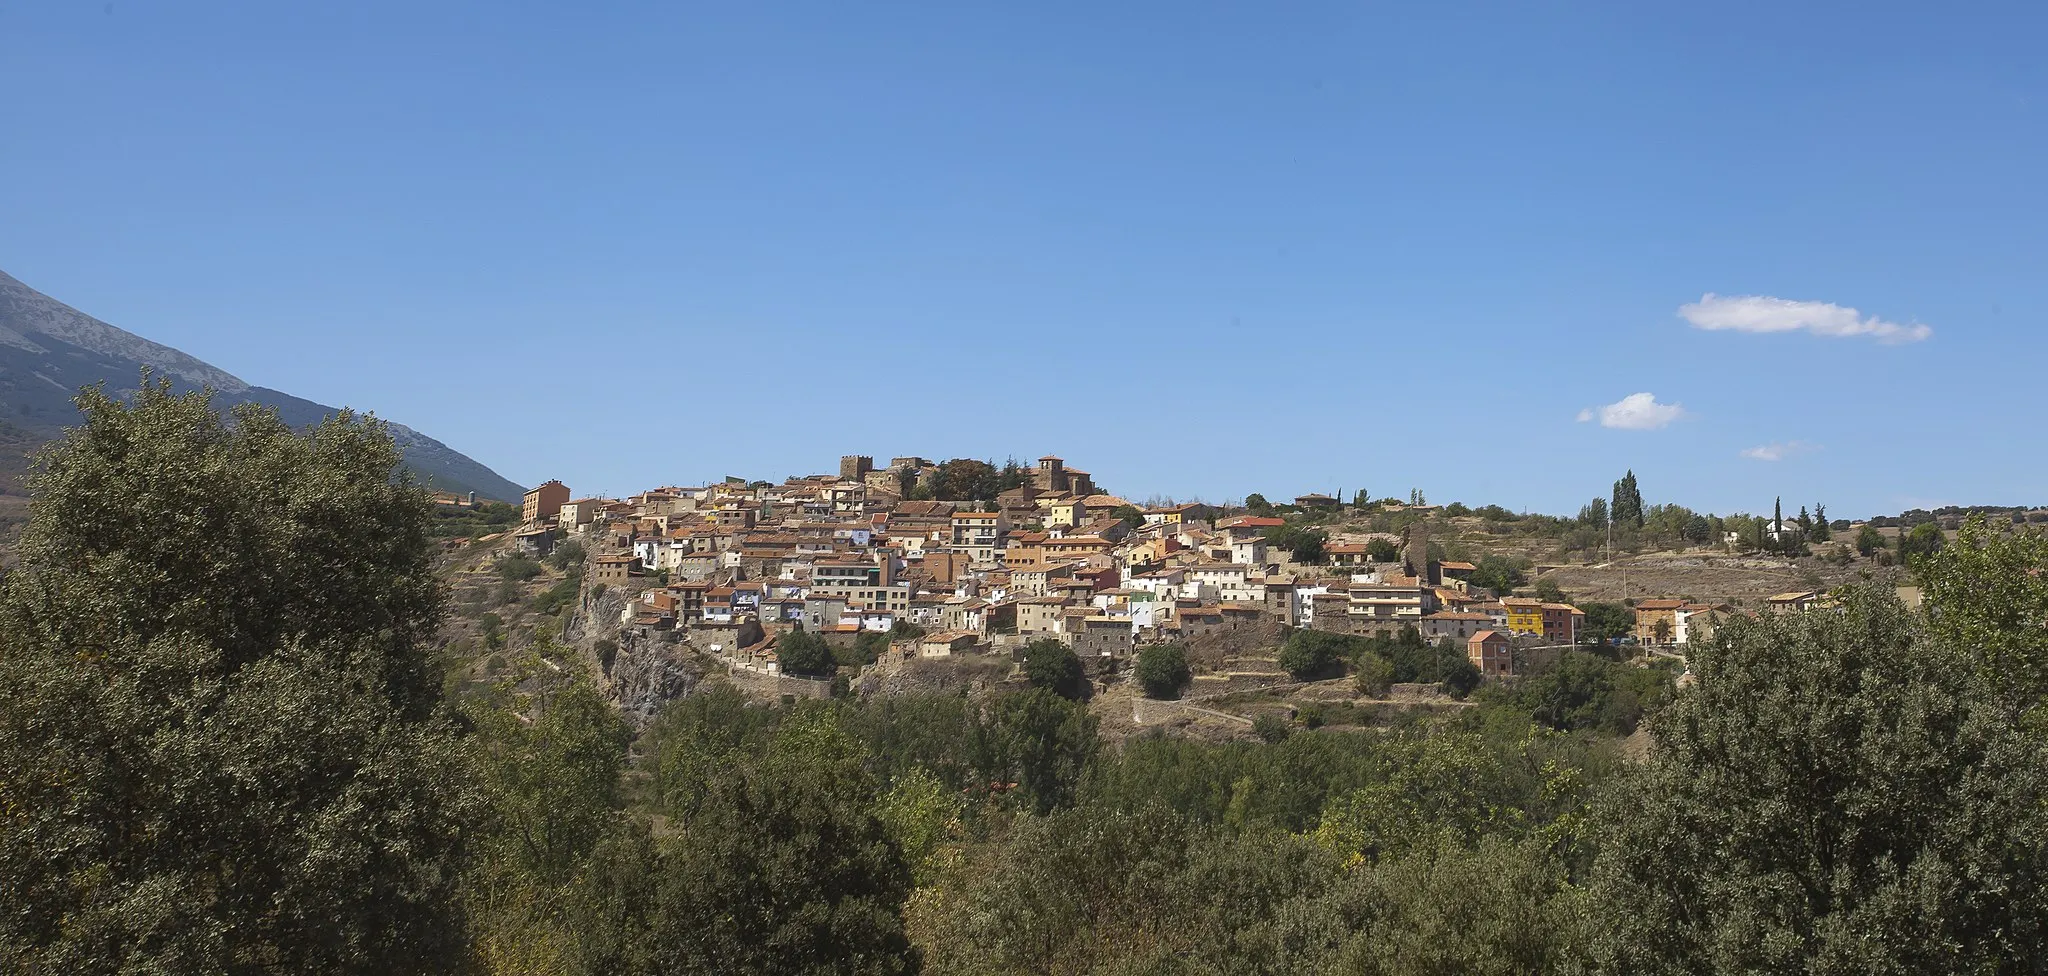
[1022,637,1087,699]
[0,379,478,974]
[1135,643,1192,700]
[776,628,836,677]
[1589,586,2048,972]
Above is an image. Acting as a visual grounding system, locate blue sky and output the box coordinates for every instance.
[4,1,2043,518]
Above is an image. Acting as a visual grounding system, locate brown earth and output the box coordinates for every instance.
[1538,550,1889,607]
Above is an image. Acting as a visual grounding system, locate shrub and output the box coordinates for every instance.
[1134,644,1192,700]
[1277,630,1350,680]
[1354,653,1395,697]
[1024,638,1087,700]
[777,629,835,677]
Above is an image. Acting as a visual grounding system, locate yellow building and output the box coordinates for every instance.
[1502,598,1545,637]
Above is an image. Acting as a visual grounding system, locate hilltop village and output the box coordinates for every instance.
[500,454,1760,689]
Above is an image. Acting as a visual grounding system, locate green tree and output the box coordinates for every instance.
[776,628,835,677]
[1278,628,1351,680]
[472,675,630,886]
[935,458,1000,501]
[464,673,633,972]
[1469,555,1528,595]
[1112,504,1145,531]
[997,456,1027,492]
[0,379,478,974]
[1252,712,1292,743]
[1919,516,2048,709]
[1577,497,1609,529]
[1532,576,1567,603]
[1513,651,1668,734]
[1286,526,1328,564]
[874,765,962,887]
[547,536,587,572]
[1588,586,2048,972]
[1244,492,1272,513]
[1365,537,1402,563]
[846,628,892,666]
[1578,602,1632,645]
[1900,520,1947,563]
[1439,656,1481,699]
[1023,637,1087,699]
[1611,471,1644,528]
[1353,652,1395,697]
[652,713,919,974]
[1312,732,1507,863]
[1135,643,1193,699]
[973,689,1099,813]
[1811,502,1831,541]
[1857,522,1887,557]
[1330,837,1588,974]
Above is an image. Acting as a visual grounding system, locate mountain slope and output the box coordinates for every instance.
[0,269,523,502]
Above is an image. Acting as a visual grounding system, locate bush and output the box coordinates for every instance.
[530,577,580,617]
[1511,651,1671,734]
[1024,638,1087,700]
[1354,653,1395,697]
[1439,658,1481,699]
[840,630,892,667]
[492,578,522,607]
[1277,629,1351,680]
[1252,713,1290,743]
[1134,644,1192,700]
[777,629,835,677]
[1297,703,1327,729]
[546,537,587,572]
[499,554,544,582]
[1470,555,1528,594]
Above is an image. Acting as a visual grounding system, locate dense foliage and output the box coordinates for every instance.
[1589,585,2048,972]
[1134,642,1191,699]
[1022,637,1087,699]
[8,386,2048,973]
[0,381,477,974]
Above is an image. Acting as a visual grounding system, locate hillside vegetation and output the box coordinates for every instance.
[6,391,2048,973]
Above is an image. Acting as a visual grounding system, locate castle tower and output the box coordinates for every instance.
[1404,521,1437,585]
[839,455,873,482]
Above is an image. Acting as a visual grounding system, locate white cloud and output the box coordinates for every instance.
[1740,440,1819,461]
[1679,293,1932,344]
[1576,392,1686,430]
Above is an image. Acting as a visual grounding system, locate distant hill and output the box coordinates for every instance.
[0,269,523,503]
